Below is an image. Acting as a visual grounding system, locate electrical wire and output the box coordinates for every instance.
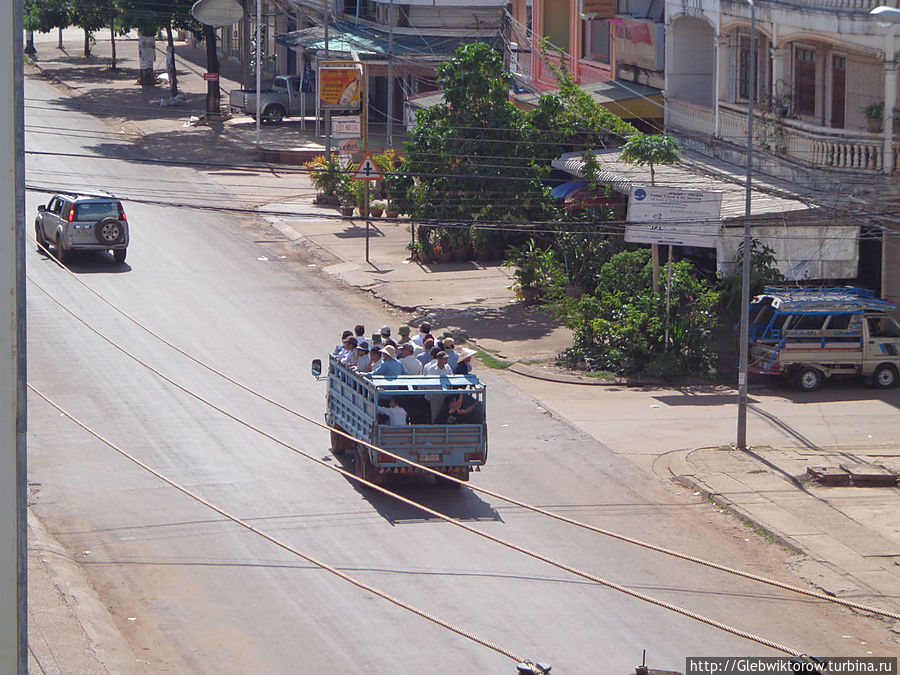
[25,267,811,656]
[27,384,536,671]
[27,233,900,623]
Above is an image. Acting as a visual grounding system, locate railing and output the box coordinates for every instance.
[726,0,898,13]
[667,98,899,173]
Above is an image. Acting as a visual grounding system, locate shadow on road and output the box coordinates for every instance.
[334,453,502,524]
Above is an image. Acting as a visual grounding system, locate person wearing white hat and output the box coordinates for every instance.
[454,347,477,374]
[368,344,407,377]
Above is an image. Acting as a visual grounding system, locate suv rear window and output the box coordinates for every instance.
[74,202,120,221]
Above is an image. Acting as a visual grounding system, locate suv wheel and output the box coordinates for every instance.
[113,249,127,264]
[95,217,125,245]
[35,222,47,252]
[55,234,69,264]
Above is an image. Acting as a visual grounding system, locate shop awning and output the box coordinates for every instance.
[512,80,663,120]
[551,180,587,199]
[276,21,503,60]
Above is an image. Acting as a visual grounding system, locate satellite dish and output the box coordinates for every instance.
[191,0,244,26]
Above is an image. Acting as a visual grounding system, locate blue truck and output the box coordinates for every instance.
[315,355,488,485]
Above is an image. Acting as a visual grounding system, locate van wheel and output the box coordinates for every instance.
[872,364,898,389]
[796,367,822,392]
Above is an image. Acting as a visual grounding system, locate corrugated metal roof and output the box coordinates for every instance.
[551,148,812,221]
[275,21,502,60]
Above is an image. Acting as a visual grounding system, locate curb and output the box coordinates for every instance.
[662,449,805,556]
[507,361,659,386]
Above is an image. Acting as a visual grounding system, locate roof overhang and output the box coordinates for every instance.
[512,80,663,120]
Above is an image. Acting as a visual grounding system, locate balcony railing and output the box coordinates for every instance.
[725,0,899,13]
[667,98,899,173]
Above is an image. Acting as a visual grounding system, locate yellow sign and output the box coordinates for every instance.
[581,0,615,17]
[319,66,361,110]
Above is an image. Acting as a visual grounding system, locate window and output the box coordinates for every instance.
[795,47,816,116]
[868,317,900,338]
[738,35,759,100]
[787,314,826,331]
[583,20,610,64]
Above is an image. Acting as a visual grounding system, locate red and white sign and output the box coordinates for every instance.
[353,153,382,181]
[203,72,219,81]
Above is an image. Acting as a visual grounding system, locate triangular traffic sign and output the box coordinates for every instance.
[353,152,383,180]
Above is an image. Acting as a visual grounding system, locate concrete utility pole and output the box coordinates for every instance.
[386,0,395,147]
[736,0,755,450]
[2,0,28,670]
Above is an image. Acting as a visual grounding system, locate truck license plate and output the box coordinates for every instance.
[418,453,441,463]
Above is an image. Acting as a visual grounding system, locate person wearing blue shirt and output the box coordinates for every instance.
[368,345,407,377]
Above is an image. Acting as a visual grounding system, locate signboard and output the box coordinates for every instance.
[353,153,383,181]
[191,0,244,26]
[610,19,664,71]
[338,138,360,153]
[332,116,361,138]
[581,0,615,18]
[203,72,219,81]
[338,154,353,170]
[319,65,362,110]
[625,186,722,248]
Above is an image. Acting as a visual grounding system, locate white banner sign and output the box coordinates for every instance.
[332,116,361,138]
[625,186,722,248]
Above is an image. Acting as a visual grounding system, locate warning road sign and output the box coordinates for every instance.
[352,153,382,181]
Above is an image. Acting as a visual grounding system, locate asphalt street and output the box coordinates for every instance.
[22,29,900,674]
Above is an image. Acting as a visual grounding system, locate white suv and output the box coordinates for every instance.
[35,194,129,264]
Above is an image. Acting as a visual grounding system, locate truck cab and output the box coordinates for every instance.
[746,287,900,391]
[320,355,488,485]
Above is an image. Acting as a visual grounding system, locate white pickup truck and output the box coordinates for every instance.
[747,287,900,391]
[228,74,315,122]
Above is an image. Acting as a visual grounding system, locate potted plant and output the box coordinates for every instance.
[305,155,343,205]
[335,175,357,217]
[862,101,884,133]
[370,200,385,218]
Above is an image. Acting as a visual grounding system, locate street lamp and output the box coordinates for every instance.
[736,0,755,450]
[870,6,899,175]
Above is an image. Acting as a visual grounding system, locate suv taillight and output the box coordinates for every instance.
[67,207,75,222]
[119,205,126,221]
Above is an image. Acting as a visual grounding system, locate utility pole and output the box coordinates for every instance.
[2,0,28,670]
[386,0,395,147]
[324,0,331,161]
[736,0,755,450]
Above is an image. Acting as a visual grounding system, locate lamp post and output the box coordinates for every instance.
[870,6,900,175]
[736,0,755,450]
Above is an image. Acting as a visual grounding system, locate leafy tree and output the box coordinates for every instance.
[561,249,720,377]
[718,238,784,315]
[24,0,71,43]
[526,53,638,160]
[402,42,546,224]
[70,0,113,57]
[619,133,681,185]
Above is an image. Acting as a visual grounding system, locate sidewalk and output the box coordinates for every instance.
[25,28,900,667]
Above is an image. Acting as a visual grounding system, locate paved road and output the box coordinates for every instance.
[24,69,898,674]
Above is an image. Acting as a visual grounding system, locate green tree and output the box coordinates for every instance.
[718,238,784,315]
[562,249,720,377]
[70,0,113,57]
[402,42,545,224]
[526,53,638,160]
[619,133,681,185]
[24,0,71,41]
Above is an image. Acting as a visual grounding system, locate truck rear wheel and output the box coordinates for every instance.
[796,367,822,392]
[263,104,285,123]
[872,364,898,389]
[355,444,380,486]
[330,424,352,455]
